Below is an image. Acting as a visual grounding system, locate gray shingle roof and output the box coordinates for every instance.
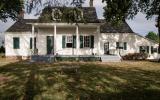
[100,19,134,33]
[7,19,37,32]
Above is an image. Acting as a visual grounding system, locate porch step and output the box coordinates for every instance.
[101,55,121,62]
[31,55,55,63]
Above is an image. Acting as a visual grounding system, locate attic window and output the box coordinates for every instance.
[74,9,83,21]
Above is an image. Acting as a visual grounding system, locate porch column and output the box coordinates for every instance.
[54,25,57,55]
[97,26,101,55]
[32,25,35,55]
[76,25,79,55]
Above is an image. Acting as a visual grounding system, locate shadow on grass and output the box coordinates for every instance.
[0,62,160,100]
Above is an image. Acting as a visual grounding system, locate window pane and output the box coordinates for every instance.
[66,43,73,48]
[84,36,90,47]
[66,36,73,43]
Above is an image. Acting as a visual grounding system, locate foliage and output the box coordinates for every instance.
[102,0,158,25]
[0,46,5,53]
[0,0,85,21]
[145,31,159,43]
[39,6,85,23]
[102,0,160,52]
[122,53,148,60]
[0,0,23,22]
[102,0,133,25]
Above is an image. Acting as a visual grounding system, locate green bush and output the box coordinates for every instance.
[0,46,5,53]
[122,53,148,60]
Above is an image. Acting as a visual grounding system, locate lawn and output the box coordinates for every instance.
[0,60,160,100]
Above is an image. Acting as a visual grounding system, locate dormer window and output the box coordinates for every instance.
[52,8,62,21]
[74,9,84,21]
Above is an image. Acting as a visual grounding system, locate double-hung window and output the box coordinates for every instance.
[139,46,149,53]
[66,36,73,48]
[80,35,94,48]
[116,42,127,50]
[62,35,76,48]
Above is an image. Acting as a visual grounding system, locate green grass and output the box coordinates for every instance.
[0,61,160,100]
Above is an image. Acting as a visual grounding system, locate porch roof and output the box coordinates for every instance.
[28,23,101,28]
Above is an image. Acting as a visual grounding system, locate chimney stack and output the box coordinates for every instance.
[90,0,93,7]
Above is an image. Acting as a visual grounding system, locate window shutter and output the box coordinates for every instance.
[147,46,149,53]
[151,46,154,54]
[73,35,76,48]
[140,46,142,53]
[30,38,32,49]
[34,37,36,49]
[62,35,66,48]
[124,42,127,50]
[13,37,20,49]
[80,35,83,48]
[90,35,94,48]
[116,42,119,49]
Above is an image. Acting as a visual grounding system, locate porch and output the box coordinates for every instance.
[29,23,101,56]
[30,55,121,63]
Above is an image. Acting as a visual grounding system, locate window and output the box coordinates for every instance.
[66,36,73,48]
[80,35,94,48]
[30,38,32,49]
[116,42,127,50]
[62,35,76,48]
[140,46,149,53]
[124,42,127,50]
[151,46,158,54]
[13,37,20,49]
[30,37,36,49]
[84,36,90,48]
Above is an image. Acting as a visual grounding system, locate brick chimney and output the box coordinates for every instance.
[90,0,93,7]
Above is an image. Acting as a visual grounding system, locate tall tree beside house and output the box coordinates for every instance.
[0,0,85,22]
[102,0,160,53]
[0,0,23,22]
[145,31,159,43]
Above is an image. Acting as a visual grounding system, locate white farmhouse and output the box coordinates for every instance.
[4,6,159,61]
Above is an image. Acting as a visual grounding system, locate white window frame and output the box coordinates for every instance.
[66,36,73,48]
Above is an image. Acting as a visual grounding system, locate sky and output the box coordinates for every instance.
[0,0,158,37]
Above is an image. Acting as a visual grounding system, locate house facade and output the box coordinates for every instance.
[5,7,159,60]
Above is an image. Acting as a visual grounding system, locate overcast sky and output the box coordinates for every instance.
[0,0,158,36]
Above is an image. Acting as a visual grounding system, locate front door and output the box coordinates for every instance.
[104,42,109,55]
[47,36,54,55]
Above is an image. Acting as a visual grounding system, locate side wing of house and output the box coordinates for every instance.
[5,19,37,59]
[100,21,159,59]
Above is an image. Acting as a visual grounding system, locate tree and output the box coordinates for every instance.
[0,0,85,21]
[0,0,23,22]
[145,31,159,42]
[102,0,160,53]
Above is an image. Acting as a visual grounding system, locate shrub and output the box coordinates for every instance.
[122,53,148,60]
[56,56,101,62]
[0,46,5,53]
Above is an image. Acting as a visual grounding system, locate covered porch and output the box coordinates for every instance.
[29,23,101,56]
